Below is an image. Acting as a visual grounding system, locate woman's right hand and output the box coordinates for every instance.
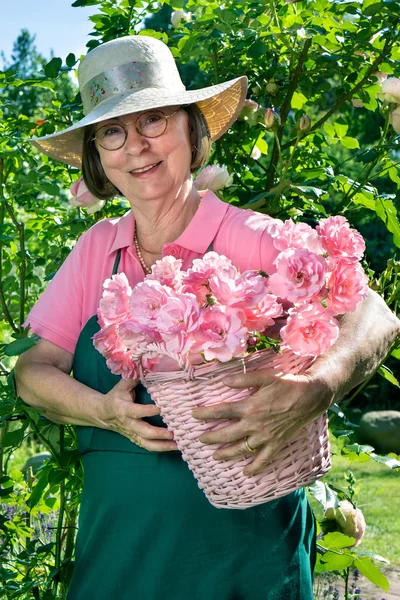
[101,379,178,452]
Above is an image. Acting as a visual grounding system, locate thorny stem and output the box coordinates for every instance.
[266,38,312,189]
[0,158,19,333]
[2,197,27,325]
[53,427,66,596]
[344,566,350,599]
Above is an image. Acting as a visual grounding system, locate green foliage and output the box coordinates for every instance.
[1,0,400,598]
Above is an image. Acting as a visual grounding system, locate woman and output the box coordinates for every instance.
[15,35,399,599]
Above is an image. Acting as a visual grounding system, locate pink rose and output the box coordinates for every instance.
[105,352,138,380]
[182,252,238,304]
[324,261,368,314]
[118,320,160,351]
[156,293,201,354]
[98,273,132,328]
[69,177,105,214]
[190,306,248,362]
[280,303,339,356]
[92,323,124,358]
[271,219,323,254]
[324,500,366,547]
[242,293,283,331]
[147,256,183,290]
[268,248,327,302]
[129,280,174,329]
[209,270,269,308]
[316,216,365,262]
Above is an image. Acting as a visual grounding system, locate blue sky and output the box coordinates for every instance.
[1,0,98,65]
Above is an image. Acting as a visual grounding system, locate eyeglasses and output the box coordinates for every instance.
[92,108,181,151]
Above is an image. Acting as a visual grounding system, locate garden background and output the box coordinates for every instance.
[0,0,399,598]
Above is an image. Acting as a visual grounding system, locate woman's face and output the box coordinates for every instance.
[93,106,193,204]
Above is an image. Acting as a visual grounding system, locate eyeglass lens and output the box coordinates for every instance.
[95,111,169,149]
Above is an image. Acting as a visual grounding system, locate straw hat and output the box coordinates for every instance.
[30,35,248,168]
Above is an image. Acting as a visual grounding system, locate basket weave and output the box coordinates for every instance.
[142,348,331,509]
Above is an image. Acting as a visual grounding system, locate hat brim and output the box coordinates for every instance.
[30,76,248,168]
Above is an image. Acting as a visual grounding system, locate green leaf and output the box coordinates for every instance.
[292,91,308,110]
[340,136,360,149]
[255,135,268,155]
[323,122,336,137]
[355,148,378,164]
[71,0,99,5]
[354,557,390,591]
[391,348,400,359]
[370,452,400,469]
[320,532,357,550]
[248,40,267,59]
[4,337,38,357]
[375,197,400,248]
[27,473,49,509]
[66,53,76,68]
[318,550,355,572]
[344,443,375,454]
[307,481,340,511]
[2,426,27,448]
[334,121,348,137]
[44,57,62,79]
[378,365,399,387]
[352,191,375,210]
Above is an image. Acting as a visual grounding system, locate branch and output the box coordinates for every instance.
[266,38,312,189]
[0,159,19,334]
[281,38,392,152]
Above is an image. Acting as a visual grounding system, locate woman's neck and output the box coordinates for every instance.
[130,183,201,258]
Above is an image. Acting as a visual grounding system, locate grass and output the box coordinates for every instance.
[308,443,400,566]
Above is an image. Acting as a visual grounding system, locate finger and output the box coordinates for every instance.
[222,371,277,389]
[130,436,178,453]
[126,402,161,419]
[192,402,245,421]
[212,437,258,461]
[132,420,175,441]
[199,421,247,445]
[115,377,139,391]
[242,443,281,477]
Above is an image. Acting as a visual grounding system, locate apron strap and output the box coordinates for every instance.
[112,249,122,275]
[207,242,213,252]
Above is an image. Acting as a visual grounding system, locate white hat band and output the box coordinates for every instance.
[81,61,186,114]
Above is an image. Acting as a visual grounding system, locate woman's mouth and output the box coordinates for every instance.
[130,161,162,177]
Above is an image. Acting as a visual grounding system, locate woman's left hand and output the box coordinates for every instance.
[191,370,333,477]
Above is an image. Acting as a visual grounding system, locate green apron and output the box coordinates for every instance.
[67,250,316,600]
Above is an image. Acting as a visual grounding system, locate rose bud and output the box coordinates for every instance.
[247,336,258,347]
[69,177,105,213]
[194,164,233,192]
[324,500,366,547]
[266,80,278,96]
[264,108,280,129]
[298,114,311,132]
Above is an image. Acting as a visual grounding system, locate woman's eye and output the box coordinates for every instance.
[146,113,163,124]
[103,126,123,136]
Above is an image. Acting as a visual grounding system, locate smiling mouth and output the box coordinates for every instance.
[130,161,162,174]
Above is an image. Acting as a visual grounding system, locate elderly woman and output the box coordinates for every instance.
[15,35,399,600]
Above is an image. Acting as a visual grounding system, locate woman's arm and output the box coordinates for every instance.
[192,289,400,475]
[14,339,177,451]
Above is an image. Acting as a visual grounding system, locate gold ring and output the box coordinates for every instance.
[244,436,258,453]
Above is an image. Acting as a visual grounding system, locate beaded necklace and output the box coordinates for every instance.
[134,229,153,275]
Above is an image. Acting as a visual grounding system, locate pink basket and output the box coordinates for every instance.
[141,348,331,509]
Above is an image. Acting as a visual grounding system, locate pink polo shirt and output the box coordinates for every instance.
[26,190,280,354]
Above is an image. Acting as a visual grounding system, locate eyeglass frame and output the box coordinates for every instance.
[91,107,182,151]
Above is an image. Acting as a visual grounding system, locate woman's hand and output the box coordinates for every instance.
[101,379,178,452]
[192,370,332,476]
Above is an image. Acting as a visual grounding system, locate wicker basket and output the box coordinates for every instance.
[141,348,331,509]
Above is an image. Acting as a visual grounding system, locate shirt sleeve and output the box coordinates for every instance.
[24,232,88,354]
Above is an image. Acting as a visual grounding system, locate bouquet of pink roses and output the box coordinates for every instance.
[93,215,368,379]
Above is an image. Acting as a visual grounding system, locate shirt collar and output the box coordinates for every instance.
[108,190,229,255]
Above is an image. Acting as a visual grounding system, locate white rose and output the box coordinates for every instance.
[251,146,262,160]
[324,500,366,547]
[389,105,400,134]
[379,77,400,103]
[194,165,233,192]
[171,10,191,27]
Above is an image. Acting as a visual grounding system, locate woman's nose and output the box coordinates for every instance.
[123,124,150,155]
